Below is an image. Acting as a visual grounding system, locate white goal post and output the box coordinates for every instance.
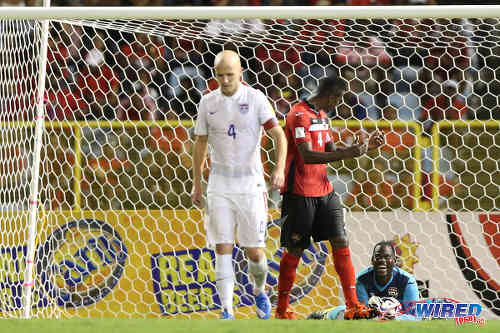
[0,5,499,320]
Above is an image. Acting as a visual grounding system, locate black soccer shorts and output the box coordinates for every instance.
[280,191,346,249]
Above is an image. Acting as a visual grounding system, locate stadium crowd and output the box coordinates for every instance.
[0,0,498,212]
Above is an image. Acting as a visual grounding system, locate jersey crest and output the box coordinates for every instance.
[239,103,249,114]
[388,286,399,298]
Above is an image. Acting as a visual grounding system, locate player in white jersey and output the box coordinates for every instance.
[191,50,287,320]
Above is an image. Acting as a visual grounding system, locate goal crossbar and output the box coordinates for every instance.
[3,5,500,20]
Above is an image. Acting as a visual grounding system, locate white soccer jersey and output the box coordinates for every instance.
[194,84,276,194]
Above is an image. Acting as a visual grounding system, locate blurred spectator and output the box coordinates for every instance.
[330,102,355,120]
[117,89,158,121]
[164,38,208,114]
[46,77,89,120]
[420,79,467,134]
[255,43,303,75]
[0,79,31,121]
[335,37,392,69]
[382,105,397,120]
[344,0,436,4]
[168,76,201,120]
[386,91,421,121]
[119,33,166,74]
[75,33,120,120]
[47,33,74,85]
[341,92,368,120]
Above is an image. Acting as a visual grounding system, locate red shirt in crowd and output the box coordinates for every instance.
[255,44,303,71]
[282,101,334,197]
[76,64,119,102]
[47,88,88,120]
[120,40,165,70]
[422,95,467,121]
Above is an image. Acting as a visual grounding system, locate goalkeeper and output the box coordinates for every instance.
[308,241,420,321]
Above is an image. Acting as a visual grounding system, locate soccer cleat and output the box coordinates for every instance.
[344,302,379,320]
[219,309,235,320]
[275,310,297,320]
[306,310,327,320]
[255,292,271,319]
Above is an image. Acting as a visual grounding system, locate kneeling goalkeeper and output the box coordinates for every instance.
[308,241,420,321]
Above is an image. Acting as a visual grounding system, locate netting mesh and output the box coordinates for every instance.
[0,13,499,318]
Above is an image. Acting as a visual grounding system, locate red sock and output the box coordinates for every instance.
[277,252,300,314]
[332,247,359,308]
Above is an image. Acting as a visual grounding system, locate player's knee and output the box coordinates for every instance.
[216,243,233,255]
[246,247,264,262]
[329,237,349,249]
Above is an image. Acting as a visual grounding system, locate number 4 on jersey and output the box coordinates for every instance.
[228,124,236,139]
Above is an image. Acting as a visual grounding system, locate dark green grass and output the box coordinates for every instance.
[1,319,498,333]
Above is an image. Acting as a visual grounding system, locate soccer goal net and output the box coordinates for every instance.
[0,5,499,319]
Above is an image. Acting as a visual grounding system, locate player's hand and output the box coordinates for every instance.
[270,168,285,190]
[348,134,368,157]
[368,130,384,150]
[191,185,203,206]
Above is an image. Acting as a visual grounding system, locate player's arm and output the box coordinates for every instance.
[257,92,287,189]
[299,141,366,164]
[266,123,287,189]
[316,130,384,162]
[191,97,209,206]
[355,279,369,306]
[402,276,420,303]
[191,135,208,206]
[291,112,380,163]
[395,276,420,320]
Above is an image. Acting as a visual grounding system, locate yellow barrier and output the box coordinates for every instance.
[431,120,500,211]
[1,119,424,211]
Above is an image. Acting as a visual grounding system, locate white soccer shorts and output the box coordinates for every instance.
[205,192,268,249]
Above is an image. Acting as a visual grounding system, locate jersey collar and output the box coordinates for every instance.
[303,99,321,115]
[221,82,243,100]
